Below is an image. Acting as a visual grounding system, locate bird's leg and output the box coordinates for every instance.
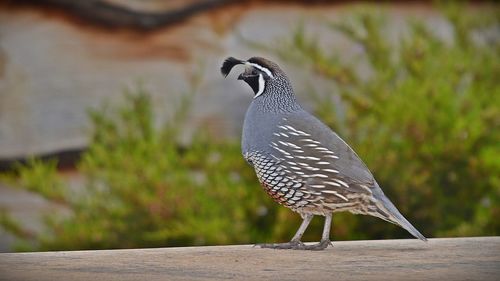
[258,214,313,249]
[302,214,333,251]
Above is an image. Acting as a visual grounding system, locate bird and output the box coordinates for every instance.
[221,56,427,250]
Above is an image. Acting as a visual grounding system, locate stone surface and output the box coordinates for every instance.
[0,2,450,158]
[0,237,499,281]
[0,182,71,252]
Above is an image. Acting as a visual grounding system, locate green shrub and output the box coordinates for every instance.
[1,86,284,251]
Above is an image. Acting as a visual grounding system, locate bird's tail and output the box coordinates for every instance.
[372,184,427,241]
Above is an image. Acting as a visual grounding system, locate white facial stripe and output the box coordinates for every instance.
[254,74,265,98]
[245,62,274,78]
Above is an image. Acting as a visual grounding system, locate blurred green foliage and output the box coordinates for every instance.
[266,3,500,240]
[2,86,283,251]
[1,4,499,250]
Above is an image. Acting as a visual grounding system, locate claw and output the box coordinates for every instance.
[256,239,332,251]
[301,239,332,251]
[257,240,305,250]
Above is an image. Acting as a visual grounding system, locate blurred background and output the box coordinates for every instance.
[0,0,498,252]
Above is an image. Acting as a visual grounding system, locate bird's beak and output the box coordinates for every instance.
[237,66,257,81]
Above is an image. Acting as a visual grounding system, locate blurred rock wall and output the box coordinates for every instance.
[0,1,448,160]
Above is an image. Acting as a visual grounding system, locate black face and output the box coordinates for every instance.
[221,56,276,97]
[238,68,260,94]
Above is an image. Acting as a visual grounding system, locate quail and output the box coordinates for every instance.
[221,56,426,250]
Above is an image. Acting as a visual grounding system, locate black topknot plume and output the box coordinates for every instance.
[221,57,245,77]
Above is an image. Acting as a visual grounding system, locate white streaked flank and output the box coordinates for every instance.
[324,181,341,187]
[321,190,349,201]
[300,156,320,161]
[335,179,349,188]
[322,169,339,173]
[296,129,310,136]
[270,155,283,161]
[301,173,328,178]
[278,141,289,147]
[360,184,373,194]
[324,155,340,159]
[286,142,301,149]
[304,166,320,171]
[271,145,291,156]
[300,139,321,144]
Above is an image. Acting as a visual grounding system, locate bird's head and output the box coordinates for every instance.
[221,56,289,98]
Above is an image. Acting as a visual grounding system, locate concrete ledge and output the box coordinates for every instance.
[0,237,499,281]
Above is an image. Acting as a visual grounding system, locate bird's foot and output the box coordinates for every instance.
[256,239,305,250]
[256,239,332,250]
[300,239,332,251]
